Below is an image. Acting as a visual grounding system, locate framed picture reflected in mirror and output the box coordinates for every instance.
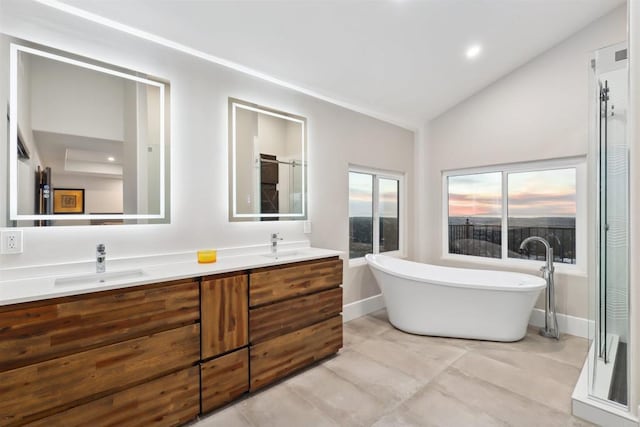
[53,188,85,214]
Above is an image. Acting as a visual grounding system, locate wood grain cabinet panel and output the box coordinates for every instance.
[25,367,200,427]
[201,348,249,413]
[249,257,342,307]
[201,274,249,359]
[0,279,199,373]
[250,287,342,343]
[250,315,343,391]
[0,324,200,427]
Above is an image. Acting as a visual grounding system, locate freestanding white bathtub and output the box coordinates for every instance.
[365,254,546,342]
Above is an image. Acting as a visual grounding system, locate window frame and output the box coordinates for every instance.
[349,165,406,266]
[441,157,587,275]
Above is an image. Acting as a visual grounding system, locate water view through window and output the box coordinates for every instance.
[508,168,576,264]
[447,167,577,264]
[448,172,502,258]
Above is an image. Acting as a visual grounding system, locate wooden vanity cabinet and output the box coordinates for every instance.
[0,279,201,427]
[0,255,343,426]
[199,272,250,413]
[248,257,343,391]
[201,348,249,413]
[0,279,200,373]
[26,367,200,427]
[201,272,249,359]
[249,257,343,307]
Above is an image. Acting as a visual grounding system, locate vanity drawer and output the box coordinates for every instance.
[250,287,342,343]
[201,348,249,414]
[249,257,342,307]
[250,315,342,391]
[26,366,200,427]
[0,279,200,372]
[201,273,249,359]
[0,324,200,426]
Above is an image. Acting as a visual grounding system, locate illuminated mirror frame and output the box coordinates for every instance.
[229,98,308,221]
[8,42,170,222]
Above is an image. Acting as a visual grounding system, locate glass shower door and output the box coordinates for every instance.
[590,42,629,407]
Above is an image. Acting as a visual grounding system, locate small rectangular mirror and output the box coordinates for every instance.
[229,98,307,221]
[8,41,170,226]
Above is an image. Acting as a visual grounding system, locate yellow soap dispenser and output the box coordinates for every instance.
[197,249,217,263]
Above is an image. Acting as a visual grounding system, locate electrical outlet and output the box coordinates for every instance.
[1,230,23,254]
[303,221,312,234]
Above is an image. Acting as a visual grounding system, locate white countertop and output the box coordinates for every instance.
[0,244,342,306]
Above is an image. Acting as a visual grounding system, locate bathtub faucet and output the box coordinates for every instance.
[519,236,559,339]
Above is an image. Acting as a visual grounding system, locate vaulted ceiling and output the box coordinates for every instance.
[51,0,627,126]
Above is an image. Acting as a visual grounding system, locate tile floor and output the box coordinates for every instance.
[193,310,593,427]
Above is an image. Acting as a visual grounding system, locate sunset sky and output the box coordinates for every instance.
[448,168,576,218]
[349,172,399,218]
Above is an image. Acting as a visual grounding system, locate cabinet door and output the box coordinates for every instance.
[201,273,249,359]
[0,279,199,373]
[0,324,200,426]
[250,287,342,343]
[250,315,343,391]
[201,348,249,414]
[26,367,200,427]
[249,257,343,307]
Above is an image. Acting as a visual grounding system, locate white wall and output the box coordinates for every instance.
[0,3,415,306]
[256,113,290,214]
[284,121,303,213]
[142,85,161,215]
[16,53,43,215]
[257,113,287,156]
[234,107,259,215]
[52,173,123,214]
[29,53,125,141]
[425,6,627,319]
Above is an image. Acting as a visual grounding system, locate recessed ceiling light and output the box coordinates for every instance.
[107,156,115,162]
[465,44,482,60]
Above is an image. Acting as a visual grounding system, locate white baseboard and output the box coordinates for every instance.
[343,294,385,322]
[343,297,590,339]
[529,308,591,338]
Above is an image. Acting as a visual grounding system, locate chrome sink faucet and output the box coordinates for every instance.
[519,236,559,339]
[270,233,283,255]
[96,243,106,273]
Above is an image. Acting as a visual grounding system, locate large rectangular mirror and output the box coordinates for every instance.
[8,40,170,226]
[229,98,307,221]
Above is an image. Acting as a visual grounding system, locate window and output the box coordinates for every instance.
[448,172,502,259]
[349,168,402,259]
[507,169,576,264]
[445,160,582,266]
[349,172,373,258]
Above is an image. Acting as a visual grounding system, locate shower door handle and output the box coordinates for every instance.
[598,80,609,363]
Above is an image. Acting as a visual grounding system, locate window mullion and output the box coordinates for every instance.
[501,171,508,260]
[373,175,380,254]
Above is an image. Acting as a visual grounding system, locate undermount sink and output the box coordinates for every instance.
[54,269,146,287]
[262,250,304,259]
